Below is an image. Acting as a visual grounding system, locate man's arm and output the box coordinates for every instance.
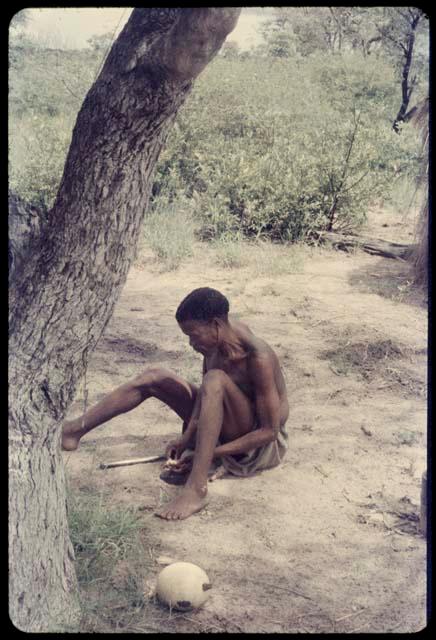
[213,352,281,458]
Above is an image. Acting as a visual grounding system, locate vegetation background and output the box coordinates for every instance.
[10,7,428,250]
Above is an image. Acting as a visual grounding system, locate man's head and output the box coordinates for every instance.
[176,287,229,355]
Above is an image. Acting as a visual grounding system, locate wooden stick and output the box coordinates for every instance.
[99,454,166,469]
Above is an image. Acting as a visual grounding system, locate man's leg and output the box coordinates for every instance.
[61,367,198,450]
[156,369,254,520]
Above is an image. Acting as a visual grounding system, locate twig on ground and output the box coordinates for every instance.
[297,611,336,632]
[349,622,370,633]
[310,315,346,327]
[341,490,370,507]
[244,577,313,601]
[334,608,367,623]
[381,513,409,535]
[314,465,329,478]
[360,425,373,437]
[329,365,342,376]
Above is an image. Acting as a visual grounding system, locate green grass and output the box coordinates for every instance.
[66,486,150,632]
[142,199,197,271]
[68,488,143,584]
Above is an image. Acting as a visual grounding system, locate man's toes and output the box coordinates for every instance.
[155,509,168,519]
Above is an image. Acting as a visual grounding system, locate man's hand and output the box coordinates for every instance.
[165,438,188,461]
[166,453,194,473]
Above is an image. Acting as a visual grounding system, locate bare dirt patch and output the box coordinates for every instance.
[63,207,427,633]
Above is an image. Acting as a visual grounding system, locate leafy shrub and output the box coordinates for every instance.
[153,54,423,240]
[9,44,424,241]
[9,115,73,209]
[9,45,100,210]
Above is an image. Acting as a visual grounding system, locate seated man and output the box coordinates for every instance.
[62,287,289,520]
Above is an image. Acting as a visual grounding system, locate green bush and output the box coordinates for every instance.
[9,114,73,209]
[9,44,424,240]
[9,45,99,210]
[153,54,423,240]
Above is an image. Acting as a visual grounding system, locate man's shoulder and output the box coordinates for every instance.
[232,317,269,351]
[246,340,276,367]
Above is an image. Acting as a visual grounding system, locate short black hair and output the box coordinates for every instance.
[176,287,229,323]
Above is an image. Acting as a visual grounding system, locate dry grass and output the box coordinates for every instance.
[320,334,426,397]
[141,199,197,271]
[248,240,305,277]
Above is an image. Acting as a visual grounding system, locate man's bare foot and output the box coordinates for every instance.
[155,487,208,520]
[61,422,83,451]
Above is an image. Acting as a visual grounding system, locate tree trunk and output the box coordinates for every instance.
[392,12,421,132]
[8,7,240,631]
[8,191,47,278]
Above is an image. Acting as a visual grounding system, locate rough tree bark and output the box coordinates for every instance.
[9,8,240,631]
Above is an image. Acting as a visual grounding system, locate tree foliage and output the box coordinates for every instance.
[258,6,429,128]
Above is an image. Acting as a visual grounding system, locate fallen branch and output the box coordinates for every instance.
[310,230,416,261]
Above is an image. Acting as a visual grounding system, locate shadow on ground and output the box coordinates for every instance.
[348,257,427,308]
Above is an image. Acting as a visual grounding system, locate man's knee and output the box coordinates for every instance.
[201,369,228,394]
[132,367,171,395]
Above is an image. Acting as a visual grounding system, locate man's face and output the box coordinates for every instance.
[178,319,218,355]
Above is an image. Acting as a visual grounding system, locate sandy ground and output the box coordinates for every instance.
[63,205,428,633]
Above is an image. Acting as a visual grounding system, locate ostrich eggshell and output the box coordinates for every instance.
[156,562,211,610]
